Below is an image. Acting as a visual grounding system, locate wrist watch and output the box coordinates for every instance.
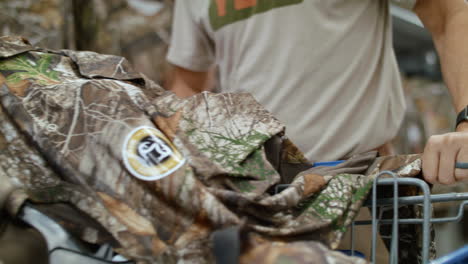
[456,106,468,129]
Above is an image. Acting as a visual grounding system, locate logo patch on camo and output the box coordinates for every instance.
[123,126,185,181]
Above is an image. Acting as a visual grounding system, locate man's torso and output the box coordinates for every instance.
[172,0,407,161]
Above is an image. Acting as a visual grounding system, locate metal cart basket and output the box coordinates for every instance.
[14,170,468,264]
[349,171,468,264]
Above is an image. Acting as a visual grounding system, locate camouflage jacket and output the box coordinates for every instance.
[0,36,430,264]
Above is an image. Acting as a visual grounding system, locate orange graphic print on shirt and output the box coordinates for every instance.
[234,0,257,10]
[210,0,303,30]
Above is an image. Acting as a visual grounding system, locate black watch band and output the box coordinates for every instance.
[456,106,468,128]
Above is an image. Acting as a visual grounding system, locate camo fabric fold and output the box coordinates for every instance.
[0,36,429,264]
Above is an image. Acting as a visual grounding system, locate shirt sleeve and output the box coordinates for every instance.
[391,0,417,10]
[166,0,215,72]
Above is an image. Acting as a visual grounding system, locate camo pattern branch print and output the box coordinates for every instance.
[0,36,432,264]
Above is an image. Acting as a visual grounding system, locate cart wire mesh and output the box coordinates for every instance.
[350,171,468,264]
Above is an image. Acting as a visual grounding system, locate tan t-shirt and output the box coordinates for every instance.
[167,0,415,161]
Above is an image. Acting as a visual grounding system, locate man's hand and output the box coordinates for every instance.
[415,0,468,184]
[422,123,468,185]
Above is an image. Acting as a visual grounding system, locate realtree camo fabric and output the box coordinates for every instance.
[0,36,429,264]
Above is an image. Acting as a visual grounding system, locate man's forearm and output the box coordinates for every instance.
[166,66,215,98]
[415,0,468,113]
[436,14,468,113]
[415,0,468,184]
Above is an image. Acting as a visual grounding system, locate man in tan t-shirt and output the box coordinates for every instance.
[167,0,468,262]
[167,0,468,186]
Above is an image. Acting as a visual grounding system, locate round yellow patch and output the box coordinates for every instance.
[122,126,185,181]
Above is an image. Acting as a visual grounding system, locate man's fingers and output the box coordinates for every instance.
[422,136,440,184]
[438,148,457,185]
[455,147,468,181]
[423,132,468,185]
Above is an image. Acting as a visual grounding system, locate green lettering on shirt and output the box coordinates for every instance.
[209,0,303,31]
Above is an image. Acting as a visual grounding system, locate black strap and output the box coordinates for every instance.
[212,226,241,264]
[456,106,468,128]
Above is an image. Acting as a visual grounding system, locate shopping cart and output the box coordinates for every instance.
[348,170,468,264]
[15,203,132,264]
[11,170,468,264]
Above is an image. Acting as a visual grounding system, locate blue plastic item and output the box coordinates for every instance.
[432,245,468,264]
[312,160,345,167]
[338,250,366,259]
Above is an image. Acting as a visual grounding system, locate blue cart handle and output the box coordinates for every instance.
[312,160,346,167]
